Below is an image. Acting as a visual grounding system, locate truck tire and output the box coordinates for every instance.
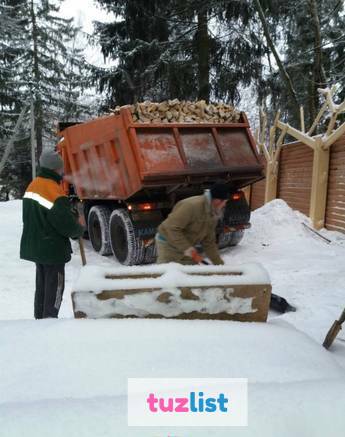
[88,206,112,255]
[109,209,144,265]
[229,230,244,246]
[218,230,244,249]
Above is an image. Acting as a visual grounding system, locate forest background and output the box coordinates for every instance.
[0,0,344,198]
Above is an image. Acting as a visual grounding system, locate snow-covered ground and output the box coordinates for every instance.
[1,199,345,436]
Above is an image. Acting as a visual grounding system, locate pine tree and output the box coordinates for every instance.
[254,0,345,126]
[0,0,31,199]
[0,0,93,198]
[21,0,93,156]
[92,0,265,107]
[0,1,26,139]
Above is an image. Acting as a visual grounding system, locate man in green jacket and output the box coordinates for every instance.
[20,150,84,319]
[156,183,229,265]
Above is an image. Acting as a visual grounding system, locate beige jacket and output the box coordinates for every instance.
[158,193,223,265]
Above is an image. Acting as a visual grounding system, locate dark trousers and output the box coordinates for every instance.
[35,263,65,319]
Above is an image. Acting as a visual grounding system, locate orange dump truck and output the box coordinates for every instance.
[57,107,263,265]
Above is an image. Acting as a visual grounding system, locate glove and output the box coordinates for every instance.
[71,204,86,228]
[70,203,79,218]
[184,247,204,264]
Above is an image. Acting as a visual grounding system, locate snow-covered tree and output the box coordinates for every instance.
[92,0,265,107]
[0,0,94,198]
[254,0,345,126]
[18,0,93,156]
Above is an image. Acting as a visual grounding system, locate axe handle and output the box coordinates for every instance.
[201,260,210,265]
[78,237,87,266]
[338,308,345,324]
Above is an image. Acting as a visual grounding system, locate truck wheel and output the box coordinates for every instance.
[218,230,244,249]
[109,209,144,265]
[230,230,244,246]
[88,206,112,255]
[218,231,232,249]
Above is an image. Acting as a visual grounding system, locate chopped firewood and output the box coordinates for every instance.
[111,100,241,123]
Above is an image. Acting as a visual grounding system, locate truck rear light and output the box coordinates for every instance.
[140,203,155,211]
[127,202,156,212]
[231,192,243,201]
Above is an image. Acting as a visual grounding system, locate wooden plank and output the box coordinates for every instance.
[279,157,314,164]
[325,200,345,208]
[326,194,345,202]
[279,190,311,198]
[279,196,311,203]
[250,179,266,211]
[279,172,313,178]
[278,194,310,203]
[325,212,345,222]
[279,183,312,189]
[279,153,313,162]
[325,218,345,228]
[278,187,312,194]
[279,158,312,165]
[280,146,313,155]
[326,224,345,233]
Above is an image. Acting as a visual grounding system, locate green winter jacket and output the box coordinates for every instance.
[20,168,84,264]
[158,193,224,265]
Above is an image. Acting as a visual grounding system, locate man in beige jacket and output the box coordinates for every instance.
[156,183,229,265]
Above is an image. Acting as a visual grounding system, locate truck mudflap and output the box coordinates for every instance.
[129,209,162,264]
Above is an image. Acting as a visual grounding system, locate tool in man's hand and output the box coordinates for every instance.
[70,202,87,266]
[184,247,204,264]
[323,308,345,349]
[78,237,87,266]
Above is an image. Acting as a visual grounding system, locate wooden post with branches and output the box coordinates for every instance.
[258,86,345,229]
[257,109,288,203]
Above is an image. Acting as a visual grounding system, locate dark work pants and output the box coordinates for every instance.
[35,263,65,319]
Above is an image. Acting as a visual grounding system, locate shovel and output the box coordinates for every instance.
[323,308,345,349]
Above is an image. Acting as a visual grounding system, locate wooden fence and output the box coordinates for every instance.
[325,135,345,232]
[250,134,345,233]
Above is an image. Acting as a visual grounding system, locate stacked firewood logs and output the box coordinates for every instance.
[111,99,241,123]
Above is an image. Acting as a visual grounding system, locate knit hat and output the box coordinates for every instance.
[39,150,64,171]
[210,183,229,200]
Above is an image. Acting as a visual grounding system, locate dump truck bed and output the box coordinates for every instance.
[58,107,263,200]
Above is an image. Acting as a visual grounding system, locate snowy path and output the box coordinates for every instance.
[1,199,345,436]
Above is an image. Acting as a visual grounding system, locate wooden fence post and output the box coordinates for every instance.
[253,87,345,228]
[309,138,330,229]
[264,160,278,203]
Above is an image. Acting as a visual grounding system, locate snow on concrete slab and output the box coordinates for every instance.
[74,262,271,292]
[0,318,345,436]
[72,262,270,318]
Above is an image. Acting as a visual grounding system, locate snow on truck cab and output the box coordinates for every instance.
[57,102,264,266]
